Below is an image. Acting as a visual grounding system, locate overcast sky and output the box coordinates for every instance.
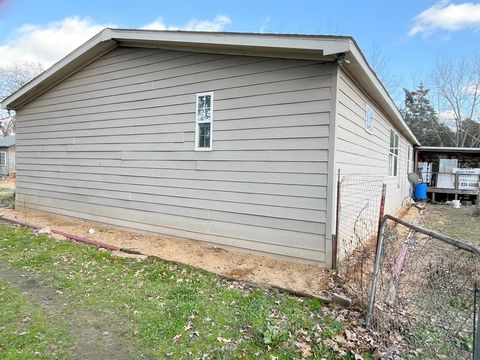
[0,0,479,93]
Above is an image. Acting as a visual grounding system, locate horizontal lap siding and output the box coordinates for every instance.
[16,47,334,264]
[335,70,411,214]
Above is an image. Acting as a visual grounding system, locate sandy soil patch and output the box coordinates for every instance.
[0,207,330,297]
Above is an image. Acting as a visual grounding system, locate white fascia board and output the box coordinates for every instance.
[1,29,352,110]
[110,29,352,55]
[418,146,480,153]
[0,28,420,147]
[1,29,353,110]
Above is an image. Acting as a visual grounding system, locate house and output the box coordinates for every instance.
[416,146,480,203]
[1,29,419,267]
[0,135,16,177]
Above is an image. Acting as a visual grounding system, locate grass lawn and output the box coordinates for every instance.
[401,205,479,359]
[421,204,480,246]
[0,279,70,359]
[0,224,370,360]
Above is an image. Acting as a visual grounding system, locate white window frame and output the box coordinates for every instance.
[0,152,6,167]
[407,145,411,173]
[195,92,214,151]
[365,105,374,134]
[389,129,399,177]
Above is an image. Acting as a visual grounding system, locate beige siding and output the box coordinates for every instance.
[15,47,335,264]
[335,69,412,214]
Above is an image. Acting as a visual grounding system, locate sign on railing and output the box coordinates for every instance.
[419,170,480,193]
[455,168,480,191]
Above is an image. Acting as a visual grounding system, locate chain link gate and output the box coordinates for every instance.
[367,215,480,359]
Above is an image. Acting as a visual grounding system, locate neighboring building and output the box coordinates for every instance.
[416,146,480,203]
[0,135,16,176]
[1,30,419,267]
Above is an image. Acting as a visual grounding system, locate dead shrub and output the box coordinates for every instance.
[472,207,480,217]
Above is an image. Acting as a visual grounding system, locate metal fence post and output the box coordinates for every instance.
[376,184,387,246]
[332,169,341,270]
[371,214,480,358]
[475,282,480,360]
[365,215,388,328]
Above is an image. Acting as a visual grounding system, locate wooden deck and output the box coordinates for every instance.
[428,187,479,201]
[427,188,479,195]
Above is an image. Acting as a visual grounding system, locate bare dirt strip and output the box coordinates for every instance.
[0,207,330,298]
[0,263,138,360]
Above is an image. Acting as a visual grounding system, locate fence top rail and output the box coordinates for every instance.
[384,214,480,261]
[419,171,480,175]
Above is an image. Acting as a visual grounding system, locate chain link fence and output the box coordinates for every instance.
[366,215,480,359]
[334,175,385,305]
[334,174,480,358]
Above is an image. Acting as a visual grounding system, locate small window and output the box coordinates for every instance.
[195,92,213,151]
[389,130,399,177]
[365,105,374,134]
[0,152,6,167]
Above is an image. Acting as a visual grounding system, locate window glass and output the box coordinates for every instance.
[198,123,211,148]
[389,130,399,176]
[195,92,213,151]
[407,145,411,173]
[197,94,211,122]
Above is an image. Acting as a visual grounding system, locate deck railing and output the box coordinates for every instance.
[419,171,480,194]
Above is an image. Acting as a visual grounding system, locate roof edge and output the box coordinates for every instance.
[418,146,480,152]
[1,29,418,145]
[1,29,116,110]
[345,40,419,146]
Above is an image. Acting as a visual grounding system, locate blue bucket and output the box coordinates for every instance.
[414,182,428,200]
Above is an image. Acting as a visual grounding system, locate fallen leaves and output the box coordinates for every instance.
[0,223,400,359]
[216,337,232,344]
[294,341,312,358]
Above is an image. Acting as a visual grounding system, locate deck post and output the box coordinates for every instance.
[454,173,459,201]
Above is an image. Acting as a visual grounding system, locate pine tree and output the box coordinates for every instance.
[403,83,454,146]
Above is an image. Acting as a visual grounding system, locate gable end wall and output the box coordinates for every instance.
[15,46,336,265]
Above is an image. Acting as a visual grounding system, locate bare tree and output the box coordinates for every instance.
[0,61,44,136]
[367,43,402,105]
[403,83,455,147]
[430,53,480,147]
